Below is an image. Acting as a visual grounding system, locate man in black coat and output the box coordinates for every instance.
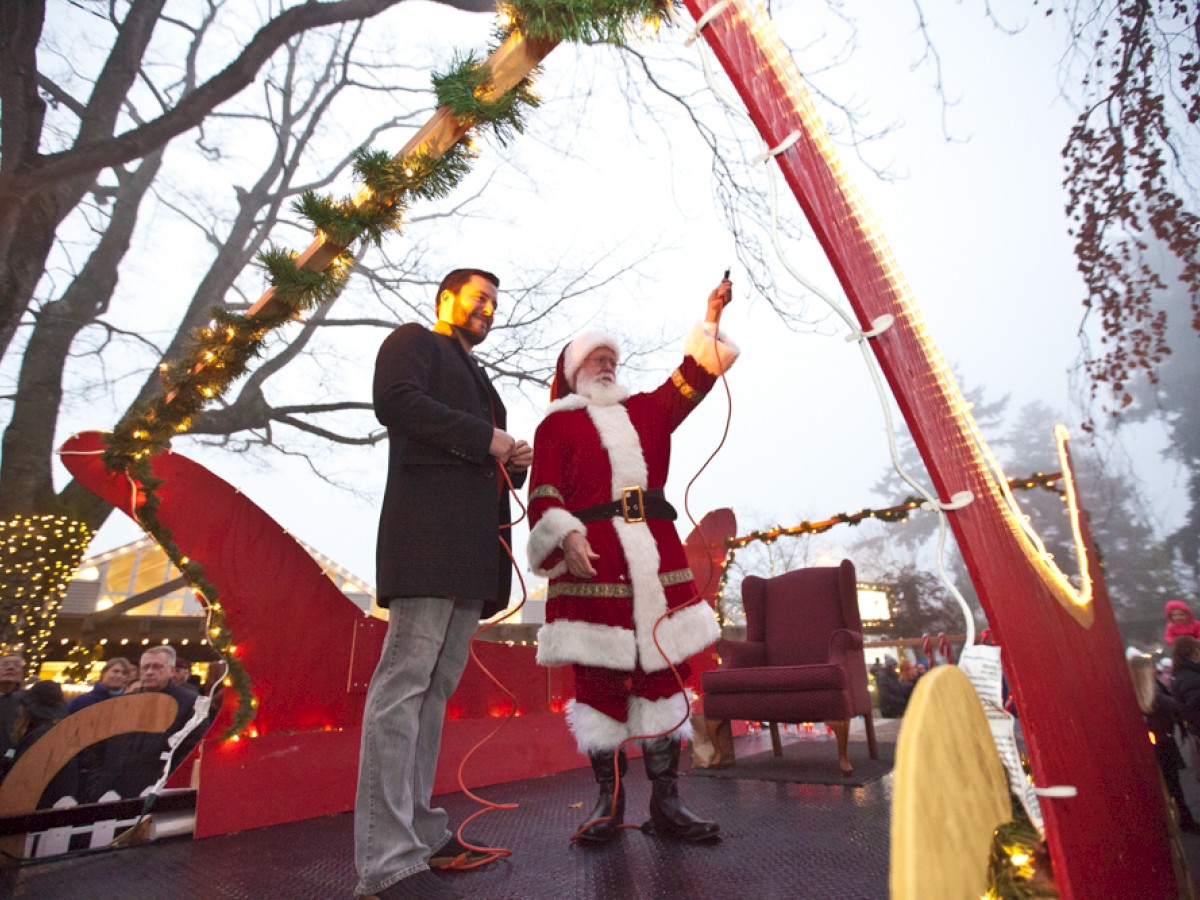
[354,268,531,900]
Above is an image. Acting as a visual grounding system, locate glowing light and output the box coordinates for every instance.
[628,12,663,42]
[0,515,94,665]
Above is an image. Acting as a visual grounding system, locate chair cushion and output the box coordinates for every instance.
[702,663,847,695]
[703,688,849,724]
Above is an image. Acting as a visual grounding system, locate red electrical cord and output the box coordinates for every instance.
[440,466,530,869]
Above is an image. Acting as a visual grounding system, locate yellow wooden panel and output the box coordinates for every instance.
[890,665,1011,900]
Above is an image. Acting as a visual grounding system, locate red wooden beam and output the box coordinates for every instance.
[679,1,1175,895]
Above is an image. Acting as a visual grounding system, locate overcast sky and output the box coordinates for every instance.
[79,2,1179,598]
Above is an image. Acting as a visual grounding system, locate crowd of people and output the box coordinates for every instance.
[0,647,214,811]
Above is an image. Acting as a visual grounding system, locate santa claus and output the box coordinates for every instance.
[527,278,737,844]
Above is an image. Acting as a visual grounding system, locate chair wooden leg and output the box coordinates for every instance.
[828,720,852,776]
[864,710,879,760]
[769,722,782,757]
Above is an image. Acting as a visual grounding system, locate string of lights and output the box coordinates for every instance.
[0,516,94,669]
[711,472,1065,626]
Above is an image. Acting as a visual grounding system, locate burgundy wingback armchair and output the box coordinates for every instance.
[701,560,878,776]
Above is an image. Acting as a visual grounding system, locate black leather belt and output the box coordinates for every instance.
[575,487,676,524]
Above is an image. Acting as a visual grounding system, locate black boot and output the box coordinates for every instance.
[641,736,720,843]
[577,748,627,843]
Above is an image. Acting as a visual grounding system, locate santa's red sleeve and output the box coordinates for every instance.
[646,321,741,431]
[526,413,586,578]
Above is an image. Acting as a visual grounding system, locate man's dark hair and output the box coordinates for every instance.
[435,268,500,310]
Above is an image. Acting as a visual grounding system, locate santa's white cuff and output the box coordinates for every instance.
[685,321,740,376]
[528,506,587,577]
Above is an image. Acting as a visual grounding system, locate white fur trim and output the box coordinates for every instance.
[685,321,739,377]
[582,400,719,672]
[613,519,671,671]
[586,404,668,670]
[630,691,694,743]
[537,619,638,670]
[528,507,587,576]
[567,699,629,753]
[587,405,648,494]
[644,599,721,672]
[545,387,628,416]
[565,331,621,389]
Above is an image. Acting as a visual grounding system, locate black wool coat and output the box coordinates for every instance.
[373,324,522,618]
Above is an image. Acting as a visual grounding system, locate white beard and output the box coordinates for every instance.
[574,372,629,406]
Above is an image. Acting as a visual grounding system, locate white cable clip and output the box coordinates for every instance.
[844,314,895,343]
[755,130,802,163]
[922,490,974,512]
[1033,785,1078,798]
[684,0,733,46]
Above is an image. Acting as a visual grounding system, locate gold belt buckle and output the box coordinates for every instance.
[620,486,645,523]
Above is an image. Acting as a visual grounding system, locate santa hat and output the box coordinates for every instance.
[549,330,620,401]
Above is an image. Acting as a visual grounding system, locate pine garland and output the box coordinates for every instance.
[985,797,1058,898]
[499,0,672,45]
[353,145,475,204]
[115,457,259,739]
[432,52,541,146]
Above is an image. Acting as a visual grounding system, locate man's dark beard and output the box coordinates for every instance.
[454,321,489,347]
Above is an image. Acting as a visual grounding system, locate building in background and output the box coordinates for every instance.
[41,538,374,686]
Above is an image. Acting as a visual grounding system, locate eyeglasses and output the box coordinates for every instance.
[584,353,618,370]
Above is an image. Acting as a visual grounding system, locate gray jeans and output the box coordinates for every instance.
[354,596,483,895]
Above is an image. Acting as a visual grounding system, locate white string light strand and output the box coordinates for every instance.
[684,6,977,646]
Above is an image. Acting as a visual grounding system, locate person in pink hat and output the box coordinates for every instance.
[527,275,736,845]
[1163,599,1200,647]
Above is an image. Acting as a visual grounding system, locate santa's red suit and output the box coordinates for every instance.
[527,322,739,752]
